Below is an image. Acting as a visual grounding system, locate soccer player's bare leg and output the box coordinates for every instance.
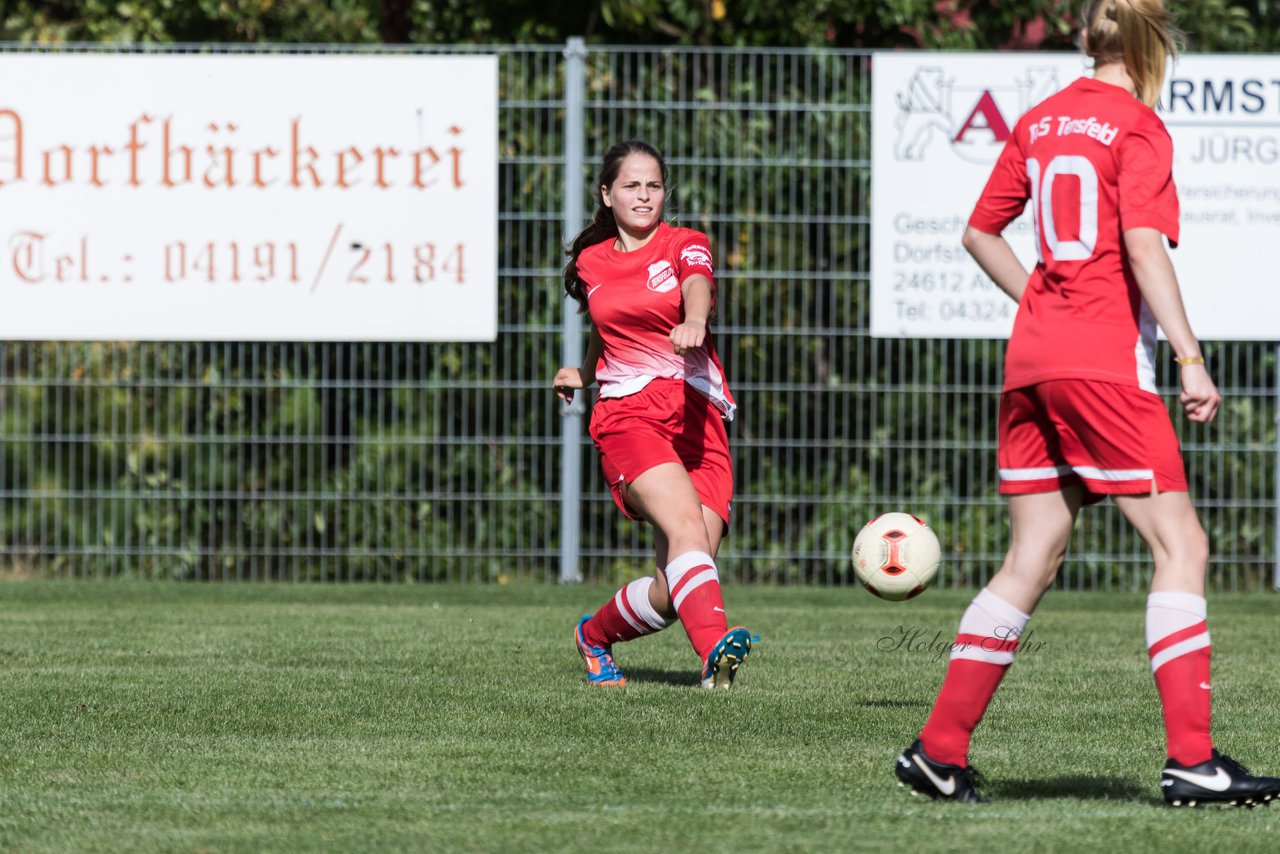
[1115,491,1213,766]
[571,466,706,678]
[915,487,1083,768]
[574,468,735,686]
[1114,491,1208,597]
[625,463,731,662]
[649,503,724,621]
[988,486,1085,613]
[1113,490,1280,805]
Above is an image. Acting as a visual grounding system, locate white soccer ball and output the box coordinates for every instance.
[851,512,941,601]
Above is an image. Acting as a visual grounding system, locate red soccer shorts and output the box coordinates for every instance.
[998,379,1188,500]
[589,378,734,525]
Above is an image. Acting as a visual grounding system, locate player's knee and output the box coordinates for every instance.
[666,509,711,546]
[644,572,674,619]
[1174,524,1210,569]
[656,596,676,620]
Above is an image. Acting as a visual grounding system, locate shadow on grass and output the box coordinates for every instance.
[623,667,701,687]
[988,775,1152,802]
[855,699,929,708]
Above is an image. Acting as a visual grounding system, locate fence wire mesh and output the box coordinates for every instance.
[0,43,1275,589]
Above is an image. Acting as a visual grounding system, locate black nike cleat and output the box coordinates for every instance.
[894,739,983,803]
[1161,751,1280,808]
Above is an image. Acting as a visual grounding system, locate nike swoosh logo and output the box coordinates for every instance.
[1199,682,1212,690]
[1163,766,1232,791]
[585,284,603,297]
[913,755,956,795]
[713,607,725,613]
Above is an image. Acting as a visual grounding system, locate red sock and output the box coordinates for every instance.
[581,576,673,648]
[919,588,1029,767]
[665,550,727,661]
[1147,592,1213,766]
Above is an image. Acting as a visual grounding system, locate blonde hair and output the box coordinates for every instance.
[1082,0,1183,108]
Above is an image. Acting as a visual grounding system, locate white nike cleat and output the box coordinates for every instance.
[894,739,982,803]
[1162,751,1280,807]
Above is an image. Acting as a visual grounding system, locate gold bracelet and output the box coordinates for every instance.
[1174,355,1205,367]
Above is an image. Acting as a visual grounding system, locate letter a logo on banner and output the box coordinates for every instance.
[892,65,1060,164]
[953,91,1011,144]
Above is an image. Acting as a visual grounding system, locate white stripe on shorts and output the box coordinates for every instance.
[999,465,1072,482]
[1072,465,1153,482]
[1000,465,1153,484]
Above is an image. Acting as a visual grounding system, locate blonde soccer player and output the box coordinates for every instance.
[895,0,1280,806]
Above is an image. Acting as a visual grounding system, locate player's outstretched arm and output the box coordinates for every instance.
[1123,227,1220,423]
[961,226,1030,303]
[671,274,712,355]
[553,326,604,403]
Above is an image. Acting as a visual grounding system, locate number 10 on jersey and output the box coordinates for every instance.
[1027,155,1099,263]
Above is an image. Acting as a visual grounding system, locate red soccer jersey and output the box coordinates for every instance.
[575,221,736,419]
[969,76,1181,393]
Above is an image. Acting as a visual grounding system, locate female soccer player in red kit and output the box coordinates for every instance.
[554,140,753,689]
[895,0,1280,805]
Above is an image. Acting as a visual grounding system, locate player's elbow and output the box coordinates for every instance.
[961,226,988,257]
[1122,228,1169,271]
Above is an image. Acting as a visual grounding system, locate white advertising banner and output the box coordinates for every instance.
[0,53,497,341]
[871,52,1280,341]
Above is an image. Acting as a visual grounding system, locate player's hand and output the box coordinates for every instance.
[670,321,706,355]
[1179,363,1221,423]
[553,366,585,403]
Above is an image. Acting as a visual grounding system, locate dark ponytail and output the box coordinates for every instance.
[563,139,669,311]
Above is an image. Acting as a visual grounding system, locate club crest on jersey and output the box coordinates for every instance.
[893,65,1061,164]
[646,260,678,293]
[680,245,714,273]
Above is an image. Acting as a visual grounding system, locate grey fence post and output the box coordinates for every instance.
[558,37,587,584]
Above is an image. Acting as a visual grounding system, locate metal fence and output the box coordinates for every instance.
[0,42,1276,590]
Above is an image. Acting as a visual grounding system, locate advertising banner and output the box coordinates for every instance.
[872,52,1280,340]
[0,53,497,341]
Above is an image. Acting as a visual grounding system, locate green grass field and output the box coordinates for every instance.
[3,582,1280,852]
